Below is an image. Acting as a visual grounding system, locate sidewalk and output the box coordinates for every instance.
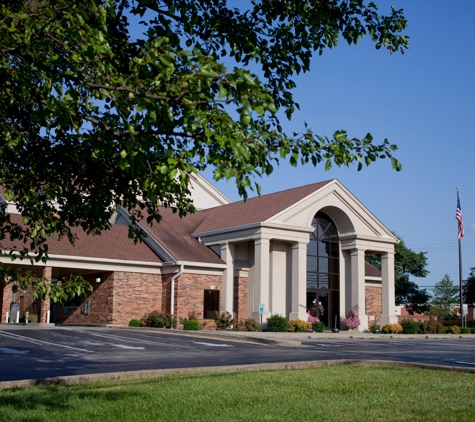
[2,323,473,347]
[108,326,475,347]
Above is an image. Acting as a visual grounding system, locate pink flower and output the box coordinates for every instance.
[307,311,320,323]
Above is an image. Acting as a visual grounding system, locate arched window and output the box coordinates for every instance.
[307,212,339,328]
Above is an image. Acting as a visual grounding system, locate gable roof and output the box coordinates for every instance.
[1,214,162,263]
[193,180,333,234]
[138,208,223,264]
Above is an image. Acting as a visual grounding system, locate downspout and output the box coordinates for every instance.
[170,263,184,316]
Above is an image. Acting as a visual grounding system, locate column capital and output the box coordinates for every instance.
[350,248,366,257]
[254,237,271,246]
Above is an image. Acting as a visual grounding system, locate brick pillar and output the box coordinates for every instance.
[1,278,14,323]
[40,267,52,323]
[234,274,248,320]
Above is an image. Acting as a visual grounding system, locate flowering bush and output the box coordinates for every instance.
[289,319,311,332]
[340,306,361,330]
[381,323,403,334]
[307,311,320,324]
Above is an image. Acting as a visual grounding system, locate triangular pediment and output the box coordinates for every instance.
[266,180,396,243]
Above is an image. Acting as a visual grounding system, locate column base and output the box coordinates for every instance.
[380,314,399,326]
[289,310,307,321]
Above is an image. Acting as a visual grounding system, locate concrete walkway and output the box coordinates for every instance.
[107,326,474,347]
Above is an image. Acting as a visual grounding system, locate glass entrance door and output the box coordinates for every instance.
[307,290,332,329]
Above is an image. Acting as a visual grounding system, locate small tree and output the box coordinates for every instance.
[430,274,459,317]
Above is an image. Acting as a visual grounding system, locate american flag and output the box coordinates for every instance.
[456,196,464,241]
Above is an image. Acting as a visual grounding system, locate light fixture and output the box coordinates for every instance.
[95,276,102,283]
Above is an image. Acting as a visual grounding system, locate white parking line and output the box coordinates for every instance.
[71,329,197,349]
[0,330,93,353]
[193,342,233,347]
[0,347,29,355]
[111,344,145,350]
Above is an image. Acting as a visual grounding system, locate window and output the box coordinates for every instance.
[203,290,220,319]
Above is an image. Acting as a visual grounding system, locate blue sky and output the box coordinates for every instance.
[202,0,475,292]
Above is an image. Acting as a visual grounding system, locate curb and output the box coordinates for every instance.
[1,359,474,390]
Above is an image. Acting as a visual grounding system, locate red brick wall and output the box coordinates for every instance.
[161,273,173,314]
[55,273,113,325]
[365,285,382,326]
[397,307,431,323]
[56,271,162,326]
[174,273,222,329]
[0,282,10,323]
[234,276,248,320]
[109,271,162,325]
[20,288,38,318]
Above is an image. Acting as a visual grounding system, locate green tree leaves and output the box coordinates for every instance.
[430,274,460,316]
[366,233,430,314]
[1,1,408,298]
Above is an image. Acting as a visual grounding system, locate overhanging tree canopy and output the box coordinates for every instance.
[1,0,408,299]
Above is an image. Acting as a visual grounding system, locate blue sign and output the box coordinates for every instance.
[258,303,265,314]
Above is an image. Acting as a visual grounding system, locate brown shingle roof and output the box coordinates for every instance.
[140,208,223,264]
[1,214,162,263]
[193,180,333,234]
[141,181,332,263]
[365,261,382,277]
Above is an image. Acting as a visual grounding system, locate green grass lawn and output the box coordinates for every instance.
[1,365,474,421]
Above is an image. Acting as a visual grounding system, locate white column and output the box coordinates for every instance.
[380,251,398,325]
[252,238,271,322]
[220,243,235,316]
[350,248,368,331]
[289,241,308,320]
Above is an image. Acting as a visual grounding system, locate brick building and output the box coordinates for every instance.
[0,175,398,331]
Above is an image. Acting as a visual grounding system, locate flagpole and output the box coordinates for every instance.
[457,187,464,327]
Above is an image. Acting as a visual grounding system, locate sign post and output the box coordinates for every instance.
[258,303,264,332]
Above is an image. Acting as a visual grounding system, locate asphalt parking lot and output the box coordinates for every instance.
[1,326,475,386]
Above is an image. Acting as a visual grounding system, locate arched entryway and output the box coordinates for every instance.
[306,212,340,330]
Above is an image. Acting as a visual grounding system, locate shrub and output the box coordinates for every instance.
[266,314,288,332]
[471,327,475,334]
[128,318,142,327]
[444,325,461,334]
[232,319,246,331]
[183,319,200,330]
[419,318,444,334]
[460,327,471,334]
[369,324,380,333]
[245,318,260,332]
[381,323,403,334]
[312,321,325,333]
[180,312,204,330]
[441,319,461,327]
[214,311,233,330]
[401,319,419,334]
[467,320,475,328]
[288,319,311,332]
[143,311,176,328]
